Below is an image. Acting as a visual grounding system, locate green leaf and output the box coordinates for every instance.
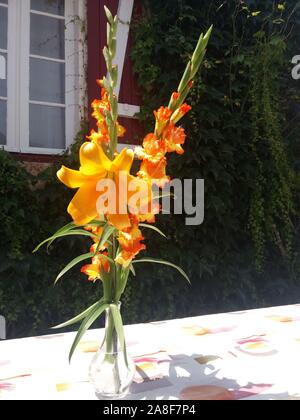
[110,304,128,367]
[46,230,97,251]
[52,222,76,236]
[69,302,109,362]
[139,223,168,239]
[33,222,76,253]
[54,252,94,285]
[177,61,192,94]
[88,218,106,227]
[129,264,136,277]
[95,224,116,253]
[52,300,103,329]
[110,304,125,350]
[103,46,111,67]
[97,253,115,266]
[115,267,130,302]
[132,258,191,284]
[104,5,114,25]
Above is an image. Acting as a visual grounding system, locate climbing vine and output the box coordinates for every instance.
[249,37,295,270]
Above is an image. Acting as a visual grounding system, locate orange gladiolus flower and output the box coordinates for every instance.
[154,106,172,135]
[142,133,167,157]
[87,129,109,146]
[91,84,125,140]
[172,92,180,101]
[163,123,186,155]
[91,98,110,123]
[115,221,146,268]
[154,106,172,122]
[81,244,110,281]
[84,225,107,245]
[171,103,192,124]
[91,97,110,144]
[138,156,170,188]
[87,123,125,146]
[188,80,194,89]
[117,122,126,138]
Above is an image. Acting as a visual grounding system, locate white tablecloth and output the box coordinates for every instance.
[1,304,300,400]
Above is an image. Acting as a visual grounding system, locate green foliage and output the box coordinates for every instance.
[0,125,104,338]
[127,0,300,320]
[249,36,295,270]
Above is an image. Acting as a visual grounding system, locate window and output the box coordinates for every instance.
[0,0,85,155]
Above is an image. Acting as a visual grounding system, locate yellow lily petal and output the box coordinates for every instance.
[67,181,100,225]
[79,142,107,176]
[111,148,134,173]
[97,143,114,172]
[57,166,89,189]
[107,213,132,231]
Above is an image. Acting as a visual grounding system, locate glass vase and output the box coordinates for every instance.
[89,304,136,400]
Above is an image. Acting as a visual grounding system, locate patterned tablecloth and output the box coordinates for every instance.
[1,304,300,400]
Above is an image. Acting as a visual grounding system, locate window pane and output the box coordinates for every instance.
[0,6,8,50]
[30,58,65,103]
[0,100,6,145]
[0,53,7,97]
[30,14,65,59]
[30,104,65,149]
[31,0,64,16]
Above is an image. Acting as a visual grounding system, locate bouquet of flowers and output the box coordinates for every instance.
[35,7,212,399]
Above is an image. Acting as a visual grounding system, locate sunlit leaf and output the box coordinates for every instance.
[52,300,103,329]
[139,223,168,239]
[133,258,191,284]
[54,252,94,284]
[69,302,109,362]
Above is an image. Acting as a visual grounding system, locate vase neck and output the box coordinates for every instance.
[103,303,121,354]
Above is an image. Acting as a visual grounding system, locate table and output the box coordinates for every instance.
[1,304,300,400]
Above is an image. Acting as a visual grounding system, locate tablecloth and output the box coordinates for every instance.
[1,304,300,400]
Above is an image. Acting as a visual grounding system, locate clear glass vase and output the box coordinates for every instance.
[89,304,136,400]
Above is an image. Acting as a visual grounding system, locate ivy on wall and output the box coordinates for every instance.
[249,36,294,271]
[128,0,300,317]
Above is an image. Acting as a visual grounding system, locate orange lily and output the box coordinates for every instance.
[57,142,153,230]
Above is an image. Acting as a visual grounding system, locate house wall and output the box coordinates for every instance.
[12,0,143,175]
[87,0,143,145]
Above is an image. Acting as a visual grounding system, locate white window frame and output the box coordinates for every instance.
[2,0,86,155]
[114,0,140,120]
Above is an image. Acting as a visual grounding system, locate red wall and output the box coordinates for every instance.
[87,0,143,145]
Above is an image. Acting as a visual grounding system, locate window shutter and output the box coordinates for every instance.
[87,0,143,146]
